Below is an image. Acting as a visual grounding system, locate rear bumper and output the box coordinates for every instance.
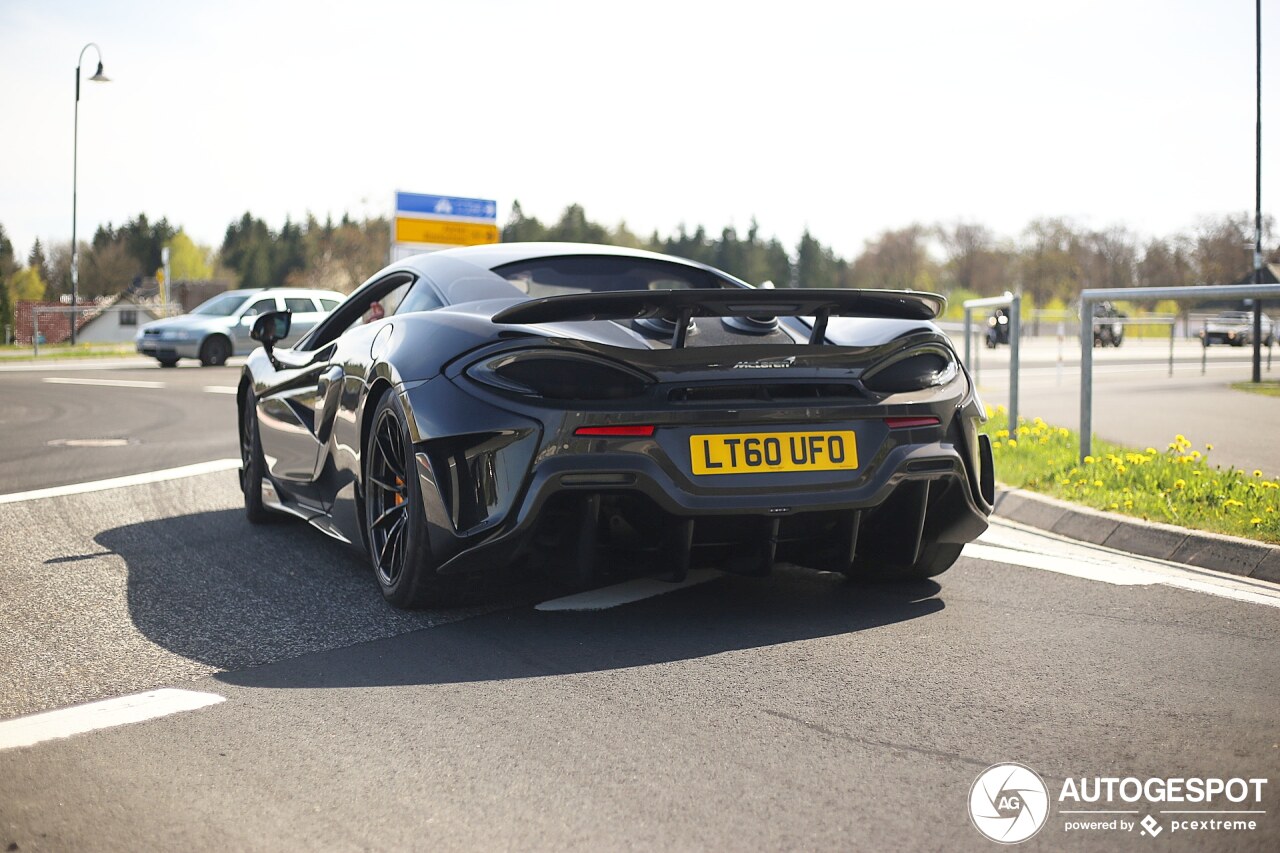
[399,367,993,577]
[421,437,990,576]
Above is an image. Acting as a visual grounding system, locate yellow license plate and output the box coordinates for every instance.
[689,431,858,475]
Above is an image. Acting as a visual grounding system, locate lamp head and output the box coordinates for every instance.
[89,61,109,83]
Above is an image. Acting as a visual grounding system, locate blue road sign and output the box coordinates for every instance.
[396,191,497,221]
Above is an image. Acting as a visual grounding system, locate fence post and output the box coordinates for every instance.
[1168,319,1175,377]
[963,307,972,370]
[1056,321,1064,386]
[33,309,39,358]
[1009,293,1020,432]
[1079,299,1093,461]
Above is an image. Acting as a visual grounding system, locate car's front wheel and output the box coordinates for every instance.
[200,335,232,366]
[239,390,273,524]
[364,391,462,609]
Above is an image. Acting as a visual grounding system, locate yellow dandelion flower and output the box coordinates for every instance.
[1254,470,1264,477]
[1093,480,1103,487]
[1084,455,1095,464]
[1006,439,1017,448]
[1174,479,1186,489]
[1206,443,1214,451]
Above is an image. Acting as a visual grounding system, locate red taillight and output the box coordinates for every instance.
[574,425,656,437]
[884,416,940,429]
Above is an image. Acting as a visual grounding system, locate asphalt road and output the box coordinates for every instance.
[1,355,1278,851]
[0,359,241,492]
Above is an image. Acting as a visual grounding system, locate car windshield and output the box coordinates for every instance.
[492,256,728,298]
[1218,312,1250,320]
[191,293,252,316]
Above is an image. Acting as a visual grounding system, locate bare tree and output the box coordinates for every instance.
[849,225,935,290]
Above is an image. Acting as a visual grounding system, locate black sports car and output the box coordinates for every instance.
[238,243,994,608]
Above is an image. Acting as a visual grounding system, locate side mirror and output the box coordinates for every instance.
[250,310,292,352]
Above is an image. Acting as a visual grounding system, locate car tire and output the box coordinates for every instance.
[846,541,963,581]
[364,390,462,609]
[200,335,232,366]
[157,358,179,368]
[240,390,274,525]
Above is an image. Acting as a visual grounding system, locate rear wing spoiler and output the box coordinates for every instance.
[492,288,945,347]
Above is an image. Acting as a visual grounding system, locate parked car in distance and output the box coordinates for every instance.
[137,288,345,366]
[1091,302,1126,347]
[1199,310,1274,347]
[984,307,1010,348]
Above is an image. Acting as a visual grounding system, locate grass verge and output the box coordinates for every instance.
[0,343,137,361]
[1230,380,1280,398]
[980,408,1280,545]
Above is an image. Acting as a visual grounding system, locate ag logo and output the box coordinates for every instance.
[969,763,1050,844]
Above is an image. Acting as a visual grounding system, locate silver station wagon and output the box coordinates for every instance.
[136,288,344,367]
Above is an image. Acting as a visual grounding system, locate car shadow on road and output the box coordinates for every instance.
[97,508,945,689]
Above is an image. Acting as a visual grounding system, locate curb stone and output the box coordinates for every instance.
[992,487,1280,584]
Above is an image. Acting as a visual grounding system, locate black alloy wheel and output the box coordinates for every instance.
[364,391,458,608]
[240,391,272,524]
[200,335,232,366]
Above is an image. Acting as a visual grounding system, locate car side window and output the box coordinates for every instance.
[243,298,278,318]
[319,299,340,311]
[284,297,317,313]
[394,280,444,315]
[296,274,415,351]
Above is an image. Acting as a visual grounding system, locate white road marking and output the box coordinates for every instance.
[536,569,723,611]
[0,359,159,373]
[973,519,1280,609]
[0,458,241,505]
[964,542,1160,586]
[203,385,239,394]
[0,689,225,751]
[42,377,166,389]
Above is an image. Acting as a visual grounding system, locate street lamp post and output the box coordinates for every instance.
[1252,0,1264,382]
[71,43,109,346]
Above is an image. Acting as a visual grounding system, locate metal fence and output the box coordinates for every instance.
[962,292,1021,430]
[1078,284,1280,460]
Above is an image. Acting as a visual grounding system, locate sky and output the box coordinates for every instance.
[2,0,1277,265]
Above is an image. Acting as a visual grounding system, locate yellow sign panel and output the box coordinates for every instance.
[395,217,499,247]
[689,431,859,475]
